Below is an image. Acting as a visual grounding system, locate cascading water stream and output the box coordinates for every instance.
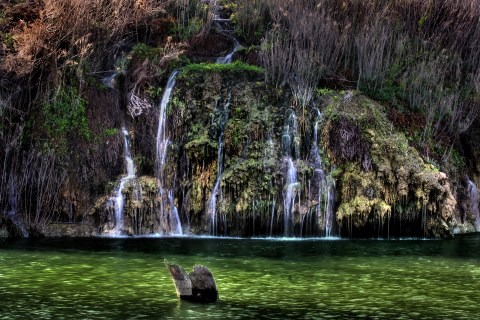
[168,190,183,235]
[209,139,223,236]
[212,0,241,64]
[467,179,480,231]
[282,112,300,237]
[264,136,276,237]
[102,72,117,89]
[111,127,136,235]
[216,38,240,64]
[209,93,231,236]
[310,109,335,237]
[324,171,335,237]
[122,127,135,178]
[6,178,28,237]
[156,70,183,235]
[284,158,298,237]
[100,60,137,236]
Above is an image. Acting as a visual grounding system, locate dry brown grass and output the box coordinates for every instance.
[2,0,172,78]
[257,0,480,142]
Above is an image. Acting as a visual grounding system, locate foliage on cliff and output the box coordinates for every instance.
[1,0,479,237]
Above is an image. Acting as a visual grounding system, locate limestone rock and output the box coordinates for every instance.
[165,260,218,303]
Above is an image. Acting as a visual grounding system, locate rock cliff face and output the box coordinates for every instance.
[322,93,456,238]
[80,69,467,238]
[2,1,479,240]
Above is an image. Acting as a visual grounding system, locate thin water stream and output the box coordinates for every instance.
[468,179,480,231]
[1,235,479,319]
[156,70,182,235]
[209,93,231,236]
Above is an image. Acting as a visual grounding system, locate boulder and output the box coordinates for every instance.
[165,259,218,303]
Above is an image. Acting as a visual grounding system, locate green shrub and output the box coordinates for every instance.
[3,33,14,49]
[173,17,204,41]
[131,43,162,61]
[42,87,91,142]
[358,79,406,110]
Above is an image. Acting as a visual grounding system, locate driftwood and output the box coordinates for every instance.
[164,259,218,303]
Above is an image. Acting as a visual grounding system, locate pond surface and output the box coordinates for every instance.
[1,235,479,319]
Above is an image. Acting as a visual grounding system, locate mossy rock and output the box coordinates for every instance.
[323,91,456,237]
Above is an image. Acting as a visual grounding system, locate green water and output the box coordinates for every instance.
[0,235,479,319]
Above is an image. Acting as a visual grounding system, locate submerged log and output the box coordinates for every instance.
[165,259,218,303]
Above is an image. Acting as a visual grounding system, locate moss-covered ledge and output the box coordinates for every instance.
[322,91,456,238]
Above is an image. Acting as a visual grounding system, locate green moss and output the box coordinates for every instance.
[185,137,218,151]
[179,61,264,77]
[324,91,456,235]
[168,96,186,116]
[185,121,218,161]
[330,166,343,179]
[316,87,335,97]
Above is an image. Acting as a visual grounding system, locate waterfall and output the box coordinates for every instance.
[310,109,335,237]
[311,109,322,169]
[156,70,183,235]
[216,38,240,64]
[111,127,136,235]
[209,93,231,235]
[209,139,223,236]
[324,171,335,237]
[168,190,183,235]
[212,0,241,64]
[101,58,137,236]
[113,180,126,235]
[311,109,325,235]
[269,199,276,237]
[467,179,480,231]
[283,111,299,237]
[265,136,276,237]
[284,158,298,237]
[282,112,300,159]
[6,178,28,237]
[102,72,117,89]
[122,127,135,178]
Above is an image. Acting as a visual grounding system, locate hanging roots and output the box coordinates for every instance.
[127,92,152,117]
